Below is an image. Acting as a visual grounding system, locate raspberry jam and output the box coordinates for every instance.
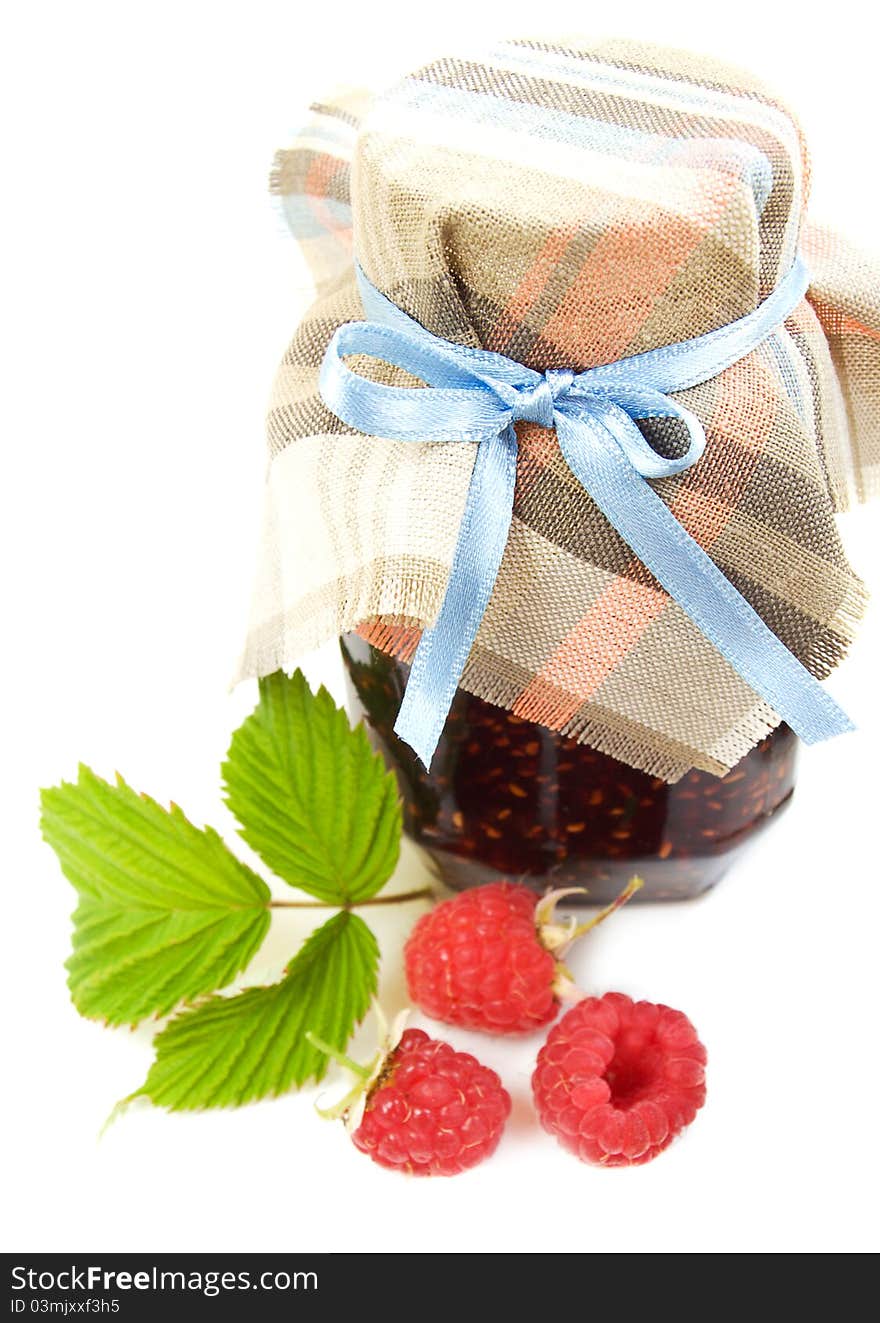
[341,634,798,902]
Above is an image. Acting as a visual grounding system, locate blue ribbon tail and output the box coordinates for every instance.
[394,425,519,767]
[554,409,854,746]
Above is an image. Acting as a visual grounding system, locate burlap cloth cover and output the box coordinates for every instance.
[238,36,880,781]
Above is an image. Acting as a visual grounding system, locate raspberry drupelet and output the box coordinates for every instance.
[532,993,707,1166]
[405,878,642,1034]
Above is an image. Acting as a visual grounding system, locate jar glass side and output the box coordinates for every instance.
[341,634,798,903]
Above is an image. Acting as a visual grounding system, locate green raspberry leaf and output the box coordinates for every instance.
[134,910,379,1109]
[40,765,271,1026]
[223,670,401,904]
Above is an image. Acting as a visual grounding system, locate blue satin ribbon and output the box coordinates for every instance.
[319,257,853,767]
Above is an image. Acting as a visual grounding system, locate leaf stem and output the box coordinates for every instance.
[269,886,434,910]
[305,1032,371,1079]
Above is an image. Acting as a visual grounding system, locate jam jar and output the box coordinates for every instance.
[341,634,798,903]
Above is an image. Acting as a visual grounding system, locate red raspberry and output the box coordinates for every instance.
[532,992,707,1166]
[405,878,641,1035]
[308,1021,511,1177]
[352,1028,511,1176]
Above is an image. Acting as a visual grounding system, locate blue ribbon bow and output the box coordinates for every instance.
[319,258,853,768]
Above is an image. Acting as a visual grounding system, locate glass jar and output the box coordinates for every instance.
[341,634,798,903]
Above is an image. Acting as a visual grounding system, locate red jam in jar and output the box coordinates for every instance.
[341,634,798,902]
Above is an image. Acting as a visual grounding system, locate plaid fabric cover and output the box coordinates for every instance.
[239,37,879,781]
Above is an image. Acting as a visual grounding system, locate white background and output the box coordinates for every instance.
[3,0,879,1255]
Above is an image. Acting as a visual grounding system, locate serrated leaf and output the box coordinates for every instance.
[40,765,271,1025]
[223,670,401,904]
[134,910,378,1110]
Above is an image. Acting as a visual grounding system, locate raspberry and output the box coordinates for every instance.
[405,878,641,1035]
[532,992,707,1166]
[353,1028,510,1176]
[308,1021,511,1177]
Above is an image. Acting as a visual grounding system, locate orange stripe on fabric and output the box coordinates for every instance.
[356,619,420,662]
[808,297,880,343]
[667,354,775,545]
[514,424,560,501]
[785,301,816,335]
[513,576,668,726]
[488,226,579,357]
[305,156,353,251]
[539,186,736,367]
[505,227,580,329]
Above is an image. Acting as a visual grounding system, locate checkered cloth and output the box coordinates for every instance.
[238,37,879,781]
